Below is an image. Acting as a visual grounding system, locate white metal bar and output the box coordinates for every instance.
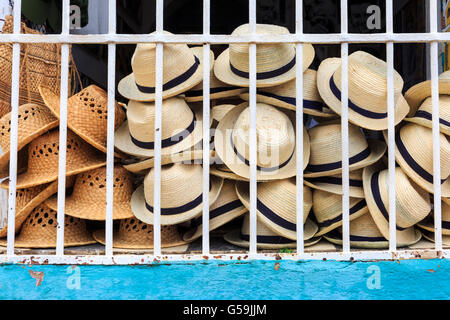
[248,0,257,255]
[105,0,117,257]
[6,0,22,256]
[295,0,304,254]
[340,0,350,253]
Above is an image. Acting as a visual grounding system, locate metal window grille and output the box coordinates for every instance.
[0,0,446,265]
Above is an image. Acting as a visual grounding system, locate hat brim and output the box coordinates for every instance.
[404,116,450,136]
[304,177,365,198]
[214,44,314,88]
[304,139,387,178]
[417,217,450,236]
[186,88,247,102]
[421,229,450,247]
[444,197,450,206]
[405,79,450,117]
[223,230,321,249]
[0,229,95,248]
[131,175,224,225]
[317,57,410,131]
[210,164,249,181]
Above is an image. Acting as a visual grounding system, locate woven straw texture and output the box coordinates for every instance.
[418,201,450,235]
[405,95,450,136]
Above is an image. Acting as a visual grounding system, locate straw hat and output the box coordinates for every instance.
[118,34,204,101]
[324,213,421,249]
[185,47,247,102]
[317,51,410,130]
[0,103,58,174]
[235,179,317,240]
[210,163,248,181]
[363,165,431,245]
[239,69,336,118]
[92,218,188,249]
[39,85,126,156]
[214,103,308,181]
[214,23,314,88]
[385,123,450,197]
[131,163,223,225]
[444,197,450,206]
[114,97,205,158]
[418,201,450,235]
[313,189,369,236]
[304,123,386,178]
[45,166,134,221]
[304,168,364,198]
[405,70,450,117]
[421,230,450,247]
[183,179,247,242]
[224,213,321,249]
[404,96,450,136]
[1,129,106,190]
[0,203,95,248]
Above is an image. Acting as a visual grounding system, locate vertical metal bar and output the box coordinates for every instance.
[56,0,71,256]
[295,0,304,255]
[105,0,117,257]
[202,0,211,255]
[340,0,350,253]
[248,0,257,255]
[386,0,397,252]
[6,0,22,256]
[153,0,164,256]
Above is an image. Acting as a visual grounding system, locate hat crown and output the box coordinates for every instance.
[210,179,240,210]
[15,184,47,211]
[232,103,295,168]
[313,189,362,223]
[241,214,280,236]
[118,217,184,245]
[348,213,384,237]
[126,97,195,143]
[333,51,404,113]
[418,96,450,119]
[229,24,295,74]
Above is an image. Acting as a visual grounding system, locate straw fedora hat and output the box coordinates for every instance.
[39,85,126,156]
[405,70,450,117]
[304,123,386,178]
[0,203,95,248]
[323,213,421,249]
[384,123,450,197]
[183,179,247,242]
[118,33,204,101]
[235,179,316,240]
[313,189,369,236]
[304,168,364,198]
[444,197,450,206]
[131,163,223,225]
[224,213,321,249]
[0,103,58,174]
[1,129,106,190]
[214,103,307,181]
[317,51,410,130]
[210,163,248,181]
[214,23,314,88]
[92,217,189,249]
[114,97,205,158]
[45,166,134,220]
[421,229,450,247]
[363,165,431,244]
[185,47,247,102]
[404,96,450,136]
[239,69,336,118]
[418,201,450,235]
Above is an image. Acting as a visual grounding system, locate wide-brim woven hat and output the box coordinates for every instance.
[405,70,450,117]
[224,213,321,249]
[384,123,450,197]
[185,46,247,102]
[404,96,450,136]
[45,165,134,220]
[317,52,410,131]
[418,201,450,235]
[421,230,450,247]
[313,189,368,237]
[0,203,95,248]
[323,213,421,249]
[304,123,386,178]
[92,217,189,249]
[1,129,106,190]
[39,85,126,157]
[304,168,365,198]
[239,69,336,118]
[235,179,316,240]
[114,98,206,158]
[214,24,314,88]
[118,34,205,101]
[210,163,248,181]
[0,103,58,174]
[214,103,308,181]
[362,164,431,244]
[131,163,224,225]
[183,179,247,242]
